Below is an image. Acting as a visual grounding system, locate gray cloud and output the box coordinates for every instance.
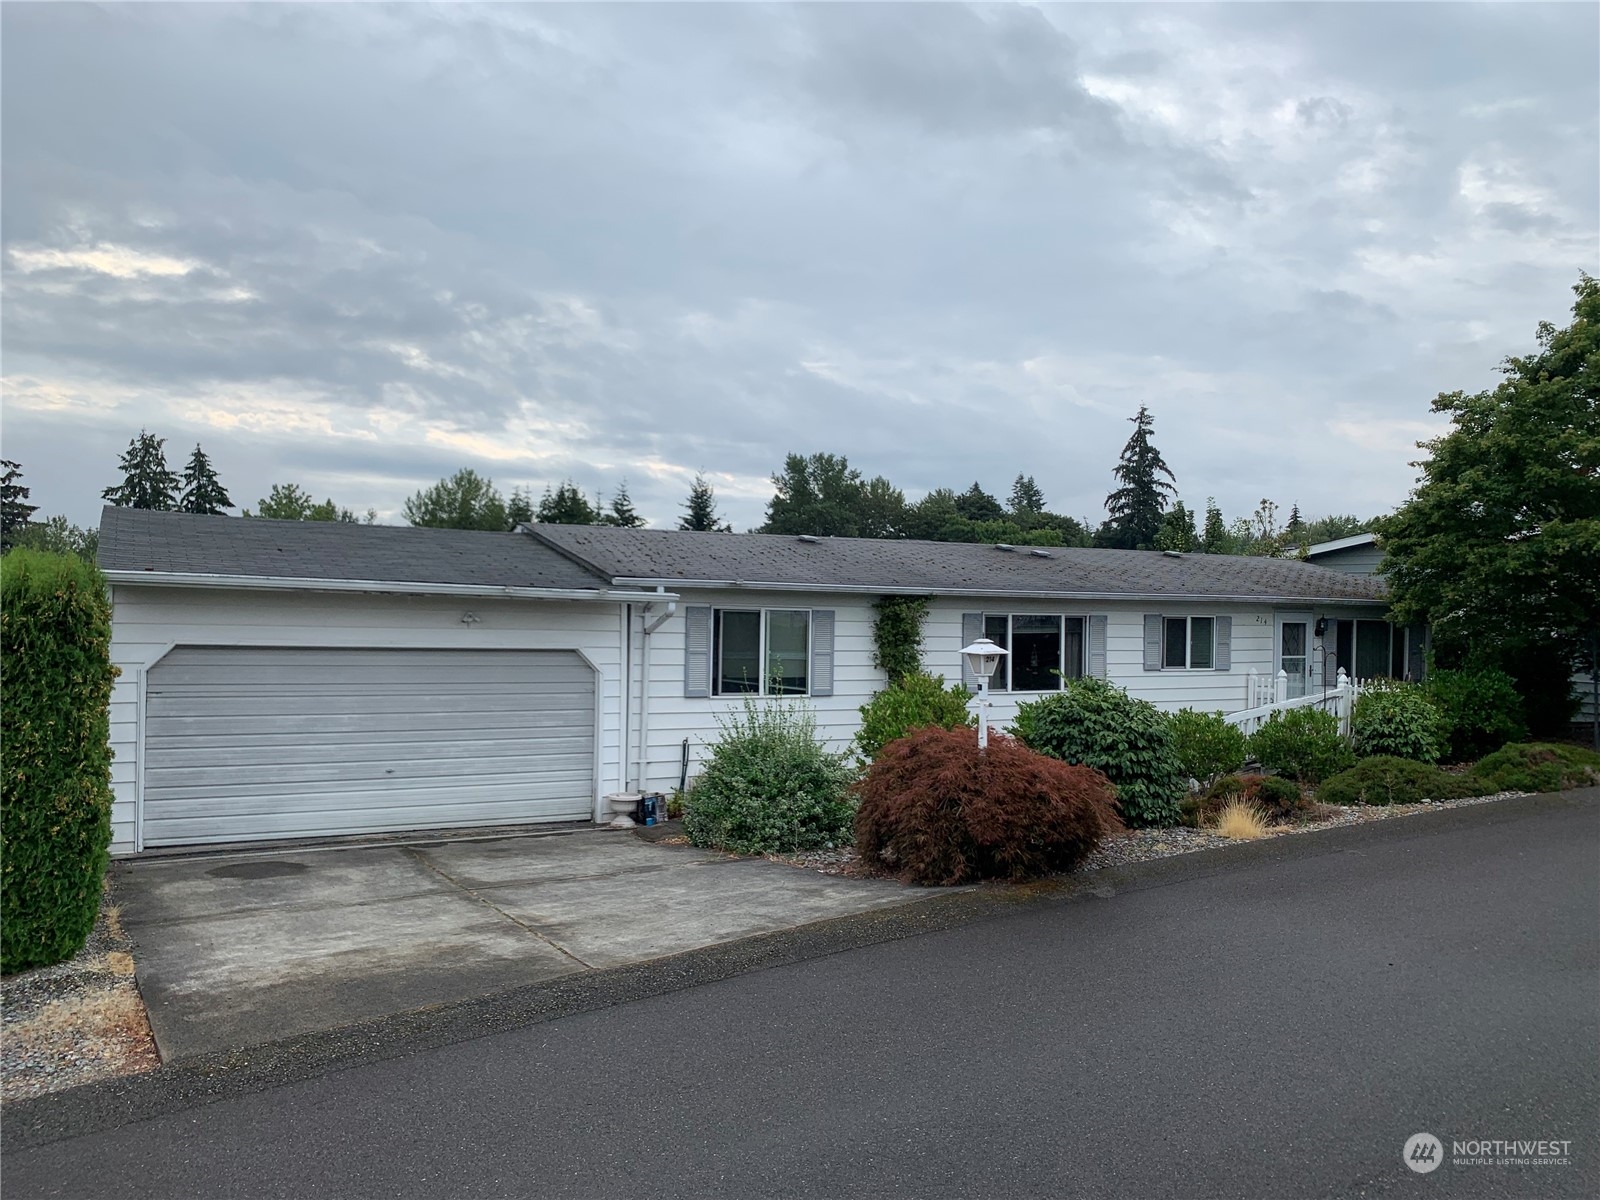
[2,2,1595,532]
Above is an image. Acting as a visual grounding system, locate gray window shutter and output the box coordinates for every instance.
[1143,614,1164,671]
[1088,615,1108,679]
[960,612,983,690]
[810,610,835,697]
[683,605,712,698]
[1214,616,1232,671]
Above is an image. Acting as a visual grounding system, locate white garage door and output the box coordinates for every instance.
[142,647,596,847]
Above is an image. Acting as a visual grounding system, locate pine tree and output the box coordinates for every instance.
[1,460,39,551]
[1102,406,1177,550]
[600,480,646,528]
[679,472,729,532]
[1008,474,1046,516]
[536,480,599,525]
[102,430,180,510]
[1201,497,1229,554]
[507,487,535,528]
[178,445,234,515]
[1286,503,1306,545]
[954,481,1005,523]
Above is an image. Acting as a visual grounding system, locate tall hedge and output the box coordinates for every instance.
[1,549,118,974]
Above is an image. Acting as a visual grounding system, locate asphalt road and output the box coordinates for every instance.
[7,795,1597,1200]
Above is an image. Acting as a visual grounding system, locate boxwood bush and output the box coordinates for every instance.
[854,726,1122,885]
[1168,709,1247,788]
[1247,707,1354,784]
[1351,681,1444,763]
[683,697,856,855]
[1317,756,1487,807]
[854,672,973,763]
[1,549,118,975]
[1425,667,1527,762]
[1469,743,1600,794]
[1013,677,1185,828]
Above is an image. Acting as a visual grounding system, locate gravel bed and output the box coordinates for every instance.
[767,789,1531,880]
[1,883,160,1102]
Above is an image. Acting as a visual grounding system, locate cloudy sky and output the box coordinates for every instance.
[3,2,1596,532]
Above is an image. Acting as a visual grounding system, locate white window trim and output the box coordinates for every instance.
[712,606,813,697]
[1164,615,1218,671]
[985,613,1089,693]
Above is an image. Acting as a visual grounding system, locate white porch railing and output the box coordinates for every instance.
[1225,669,1363,738]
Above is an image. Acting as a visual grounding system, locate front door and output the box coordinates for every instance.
[1275,613,1312,698]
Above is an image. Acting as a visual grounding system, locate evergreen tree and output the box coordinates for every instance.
[1,460,39,551]
[1201,497,1229,554]
[1008,474,1046,517]
[1102,406,1176,549]
[600,480,646,528]
[1285,503,1306,546]
[1154,500,1197,552]
[954,481,1006,523]
[507,487,535,528]
[178,445,233,515]
[536,480,599,525]
[402,468,507,531]
[101,430,180,510]
[679,472,730,532]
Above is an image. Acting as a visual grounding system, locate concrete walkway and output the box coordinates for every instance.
[116,830,925,1060]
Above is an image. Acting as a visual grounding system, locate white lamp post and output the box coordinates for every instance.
[959,637,1009,750]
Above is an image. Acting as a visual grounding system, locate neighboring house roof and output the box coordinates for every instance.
[527,524,1390,604]
[1305,532,1378,556]
[97,507,621,595]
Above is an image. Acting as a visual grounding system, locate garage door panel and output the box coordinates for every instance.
[142,774,595,820]
[143,794,588,846]
[146,743,597,790]
[142,647,596,846]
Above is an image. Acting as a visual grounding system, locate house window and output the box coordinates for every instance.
[1165,616,1215,669]
[713,609,810,695]
[982,614,1085,691]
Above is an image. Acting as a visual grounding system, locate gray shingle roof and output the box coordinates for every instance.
[97,507,613,592]
[529,524,1390,603]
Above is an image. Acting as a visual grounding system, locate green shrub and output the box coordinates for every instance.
[1168,709,1247,788]
[854,672,974,763]
[1351,681,1444,763]
[1247,707,1354,784]
[1,550,118,975]
[1425,667,1527,762]
[1013,677,1185,828]
[1469,742,1600,795]
[683,696,857,855]
[1317,757,1486,807]
[854,727,1122,885]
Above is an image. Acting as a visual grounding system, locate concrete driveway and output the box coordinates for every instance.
[117,829,924,1060]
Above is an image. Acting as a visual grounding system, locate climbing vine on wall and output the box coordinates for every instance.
[872,596,931,683]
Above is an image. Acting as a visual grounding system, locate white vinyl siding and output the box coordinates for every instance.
[142,647,594,846]
[107,585,626,854]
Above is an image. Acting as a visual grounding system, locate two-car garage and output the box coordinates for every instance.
[140,647,599,848]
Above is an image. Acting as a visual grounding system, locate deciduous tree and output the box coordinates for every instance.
[403,468,508,531]
[1378,274,1600,732]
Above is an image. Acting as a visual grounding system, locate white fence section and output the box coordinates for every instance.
[1226,669,1363,738]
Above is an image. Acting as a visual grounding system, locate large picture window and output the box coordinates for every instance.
[713,609,811,695]
[982,614,1085,691]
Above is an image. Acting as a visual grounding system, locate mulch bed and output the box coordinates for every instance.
[1,881,160,1103]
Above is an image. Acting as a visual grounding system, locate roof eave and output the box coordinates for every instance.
[102,570,671,603]
[603,577,1386,605]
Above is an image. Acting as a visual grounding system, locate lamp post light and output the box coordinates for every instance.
[959,637,1009,750]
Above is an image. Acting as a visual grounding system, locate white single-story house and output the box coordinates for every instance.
[99,508,1407,854]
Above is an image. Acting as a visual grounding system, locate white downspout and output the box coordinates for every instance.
[637,595,677,792]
